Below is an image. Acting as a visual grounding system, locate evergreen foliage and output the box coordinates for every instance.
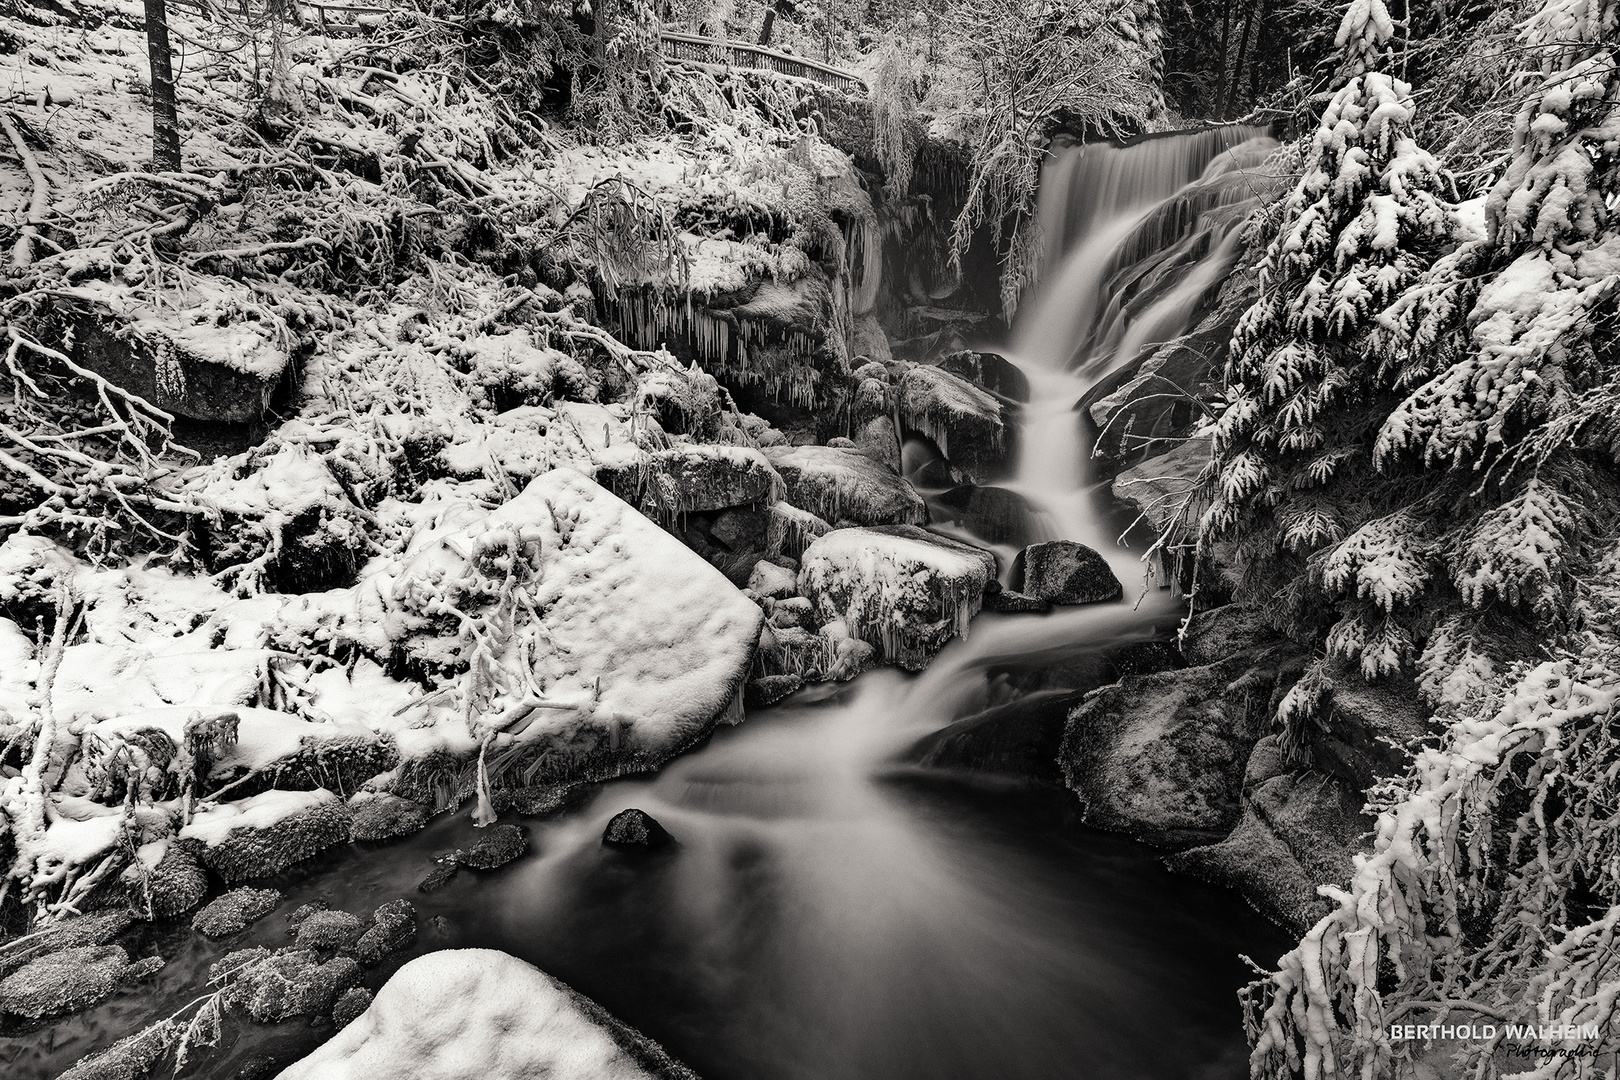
[1226,0,1620,1075]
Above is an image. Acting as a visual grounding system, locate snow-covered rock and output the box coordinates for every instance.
[180,788,352,883]
[765,500,832,560]
[594,443,782,518]
[799,525,995,670]
[274,949,697,1080]
[58,276,294,423]
[764,445,927,527]
[897,365,1011,482]
[375,468,761,772]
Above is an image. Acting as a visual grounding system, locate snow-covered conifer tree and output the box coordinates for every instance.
[1202,0,1456,718]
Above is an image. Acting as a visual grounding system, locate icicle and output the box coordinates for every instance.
[472,732,497,827]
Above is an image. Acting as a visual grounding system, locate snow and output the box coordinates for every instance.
[371,468,761,754]
[58,277,292,381]
[181,789,339,848]
[274,949,666,1080]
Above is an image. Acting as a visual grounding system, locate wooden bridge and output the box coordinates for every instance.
[657,32,868,94]
[292,2,867,94]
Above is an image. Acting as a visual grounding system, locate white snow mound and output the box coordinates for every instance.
[274,949,668,1080]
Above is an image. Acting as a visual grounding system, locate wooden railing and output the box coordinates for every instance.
[658,32,868,94]
[287,5,869,94]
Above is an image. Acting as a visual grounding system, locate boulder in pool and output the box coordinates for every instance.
[458,823,528,870]
[799,525,996,670]
[193,886,282,938]
[0,945,144,1020]
[603,808,674,850]
[764,445,927,528]
[356,900,418,966]
[272,949,699,1080]
[1011,541,1123,606]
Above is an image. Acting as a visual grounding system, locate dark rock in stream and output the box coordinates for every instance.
[746,673,803,708]
[983,588,1051,614]
[1012,541,1123,606]
[356,900,417,965]
[133,843,208,919]
[294,910,364,952]
[55,1020,173,1080]
[933,484,1048,548]
[0,945,143,1020]
[906,692,1080,787]
[348,793,433,843]
[219,947,362,1023]
[418,859,459,893]
[603,809,675,850]
[457,823,528,870]
[193,887,282,938]
[936,350,1030,403]
[0,912,133,981]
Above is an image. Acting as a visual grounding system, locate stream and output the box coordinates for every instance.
[3,124,1295,1080]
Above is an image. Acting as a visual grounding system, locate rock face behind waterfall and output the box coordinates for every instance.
[799,525,995,670]
[274,949,697,1080]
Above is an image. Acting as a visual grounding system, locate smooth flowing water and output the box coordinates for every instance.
[3,126,1292,1080]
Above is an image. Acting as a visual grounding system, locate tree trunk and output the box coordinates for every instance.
[757,7,776,45]
[1222,0,1257,119]
[143,0,181,171]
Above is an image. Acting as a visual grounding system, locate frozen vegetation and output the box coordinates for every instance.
[0,0,1615,1073]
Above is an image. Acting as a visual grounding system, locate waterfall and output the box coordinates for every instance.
[1005,126,1279,575]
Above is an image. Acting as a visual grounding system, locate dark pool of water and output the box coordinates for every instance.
[3,683,1290,1080]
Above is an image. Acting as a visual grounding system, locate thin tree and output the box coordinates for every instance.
[144,0,182,171]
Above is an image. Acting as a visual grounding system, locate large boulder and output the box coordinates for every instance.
[375,468,764,783]
[764,446,928,528]
[0,945,146,1020]
[932,485,1050,548]
[936,350,1030,402]
[55,276,294,423]
[906,691,1080,787]
[193,887,282,938]
[1165,757,1371,931]
[799,525,995,670]
[1011,541,1123,605]
[897,366,1012,482]
[273,949,699,1080]
[1059,639,1307,848]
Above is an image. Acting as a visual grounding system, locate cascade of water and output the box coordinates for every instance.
[1005,128,1278,571]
